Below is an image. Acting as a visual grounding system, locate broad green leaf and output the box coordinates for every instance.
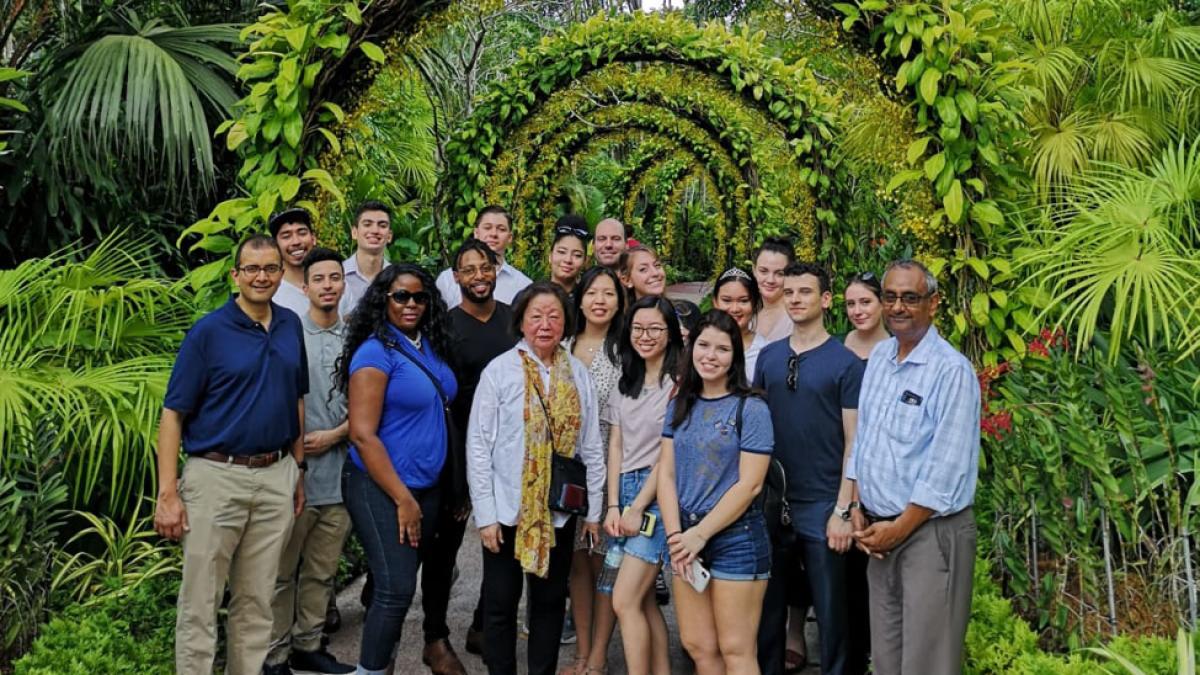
[943,179,964,223]
[885,169,924,192]
[954,90,979,123]
[924,152,946,181]
[279,175,301,201]
[990,290,1009,307]
[953,312,968,335]
[971,200,1004,226]
[282,115,303,147]
[1004,330,1026,357]
[919,68,941,106]
[965,257,989,280]
[906,136,931,165]
[970,292,990,324]
[225,121,248,150]
[343,2,363,24]
[360,41,386,64]
[283,26,308,52]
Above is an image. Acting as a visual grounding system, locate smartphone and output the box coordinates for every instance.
[621,507,658,537]
[687,558,711,593]
[585,530,596,551]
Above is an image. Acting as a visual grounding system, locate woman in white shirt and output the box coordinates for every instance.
[711,267,768,375]
[467,282,606,675]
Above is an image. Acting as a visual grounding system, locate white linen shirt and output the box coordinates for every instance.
[339,253,391,317]
[467,341,606,530]
[272,279,309,318]
[436,263,532,308]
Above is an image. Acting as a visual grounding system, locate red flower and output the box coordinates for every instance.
[1029,339,1049,357]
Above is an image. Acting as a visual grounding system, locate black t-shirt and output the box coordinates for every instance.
[447,302,517,431]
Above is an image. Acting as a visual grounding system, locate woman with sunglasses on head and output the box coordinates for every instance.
[658,310,774,675]
[336,264,458,675]
[618,244,667,302]
[752,237,797,343]
[467,282,606,675]
[606,296,684,675]
[841,272,888,361]
[712,267,769,376]
[559,266,626,675]
[550,215,590,295]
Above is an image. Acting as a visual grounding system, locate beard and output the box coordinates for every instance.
[461,284,494,304]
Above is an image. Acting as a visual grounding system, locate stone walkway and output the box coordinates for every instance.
[325,525,819,673]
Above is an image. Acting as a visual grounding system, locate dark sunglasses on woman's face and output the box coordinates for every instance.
[388,290,431,306]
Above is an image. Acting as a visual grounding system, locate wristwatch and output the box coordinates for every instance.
[834,501,860,521]
[296,459,309,472]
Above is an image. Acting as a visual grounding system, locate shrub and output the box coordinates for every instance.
[13,573,177,674]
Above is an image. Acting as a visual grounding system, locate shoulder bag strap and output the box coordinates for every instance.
[381,335,449,407]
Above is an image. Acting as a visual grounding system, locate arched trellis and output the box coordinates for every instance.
[442,13,840,266]
[484,62,818,262]
[499,104,752,268]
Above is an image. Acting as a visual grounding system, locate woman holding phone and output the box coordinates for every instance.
[657,310,774,675]
[605,296,684,675]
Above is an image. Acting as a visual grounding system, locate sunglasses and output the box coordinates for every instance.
[786,352,808,391]
[388,290,431,306]
[556,225,590,240]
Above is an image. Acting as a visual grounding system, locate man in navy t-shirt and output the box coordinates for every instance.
[753,262,866,675]
[154,234,309,675]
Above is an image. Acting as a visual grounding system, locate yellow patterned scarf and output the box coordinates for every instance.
[517,347,582,577]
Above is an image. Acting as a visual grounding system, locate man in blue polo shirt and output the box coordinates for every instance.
[754,262,866,675]
[154,233,308,675]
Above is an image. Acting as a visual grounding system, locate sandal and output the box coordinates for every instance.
[585,667,608,675]
[785,648,808,673]
[557,657,586,675]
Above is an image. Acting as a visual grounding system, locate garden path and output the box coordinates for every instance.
[325,524,820,673]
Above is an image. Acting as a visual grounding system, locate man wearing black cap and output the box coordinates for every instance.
[270,207,317,318]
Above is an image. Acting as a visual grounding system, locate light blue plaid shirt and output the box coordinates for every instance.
[846,326,980,518]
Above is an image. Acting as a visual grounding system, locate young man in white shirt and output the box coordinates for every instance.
[435,205,532,308]
[340,201,393,317]
[270,208,317,318]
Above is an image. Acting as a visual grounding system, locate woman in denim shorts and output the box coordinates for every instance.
[602,296,684,675]
[657,310,775,675]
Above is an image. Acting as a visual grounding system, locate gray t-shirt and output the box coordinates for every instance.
[301,313,349,506]
[606,381,673,473]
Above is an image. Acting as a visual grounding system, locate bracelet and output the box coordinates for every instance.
[607,505,620,511]
[666,530,682,538]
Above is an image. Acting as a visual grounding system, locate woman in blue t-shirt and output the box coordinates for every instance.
[657,309,775,675]
[336,263,458,675]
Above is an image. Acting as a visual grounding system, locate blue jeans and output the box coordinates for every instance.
[343,463,439,671]
[614,467,670,566]
[683,508,771,581]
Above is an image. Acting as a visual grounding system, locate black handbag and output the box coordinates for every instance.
[532,380,589,516]
[382,337,467,507]
[737,396,795,547]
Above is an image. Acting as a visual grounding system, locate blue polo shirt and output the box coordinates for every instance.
[348,327,458,489]
[164,297,308,456]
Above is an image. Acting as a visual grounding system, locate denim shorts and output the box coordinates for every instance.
[683,507,771,581]
[615,467,670,566]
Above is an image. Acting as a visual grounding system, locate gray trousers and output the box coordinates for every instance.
[866,507,976,675]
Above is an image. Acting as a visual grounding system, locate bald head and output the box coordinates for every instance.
[594,218,627,268]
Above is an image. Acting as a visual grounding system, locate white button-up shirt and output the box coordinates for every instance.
[467,341,605,529]
[436,263,532,308]
[340,253,391,317]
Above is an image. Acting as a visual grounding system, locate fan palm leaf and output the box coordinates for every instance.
[44,12,241,196]
[1091,111,1155,166]
[1028,108,1094,197]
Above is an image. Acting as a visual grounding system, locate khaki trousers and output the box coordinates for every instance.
[866,507,976,675]
[175,456,298,675]
[267,503,352,664]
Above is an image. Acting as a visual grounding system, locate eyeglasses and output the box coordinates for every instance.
[555,225,590,240]
[881,291,933,307]
[631,325,667,339]
[786,353,807,391]
[237,264,283,276]
[389,290,431,306]
[457,263,495,277]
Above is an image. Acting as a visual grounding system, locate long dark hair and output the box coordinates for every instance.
[670,309,754,428]
[335,264,451,394]
[713,267,763,314]
[618,296,683,397]
[572,266,625,364]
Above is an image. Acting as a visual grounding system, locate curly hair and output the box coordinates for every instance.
[334,263,452,394]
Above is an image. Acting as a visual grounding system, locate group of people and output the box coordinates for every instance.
[153,202,981,675]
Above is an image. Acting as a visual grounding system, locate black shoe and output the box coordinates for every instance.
[323,598,342,634]
[262,663,293,675]
[289,647,355,675]
[360,572,373,609]
[654,568,670,605]
[464,625,484,655]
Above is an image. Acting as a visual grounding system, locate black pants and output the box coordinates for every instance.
[759,539,806,675]
[420,468,485,643]
[481,521,574,675]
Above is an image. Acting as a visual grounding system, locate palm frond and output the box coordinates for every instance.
[1090,112,1155,167]
[1028,109,1094,197]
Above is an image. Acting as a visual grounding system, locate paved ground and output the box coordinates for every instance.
[325,524,818,673]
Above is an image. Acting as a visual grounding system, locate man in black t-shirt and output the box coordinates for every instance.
[420,237,517,675]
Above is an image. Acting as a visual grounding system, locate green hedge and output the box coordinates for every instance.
[13,575,176,674]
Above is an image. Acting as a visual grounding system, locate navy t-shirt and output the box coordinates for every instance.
[348,326,458,489]
[164,298,308,456]
[663,394,774,514]
[753,337,863,506]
